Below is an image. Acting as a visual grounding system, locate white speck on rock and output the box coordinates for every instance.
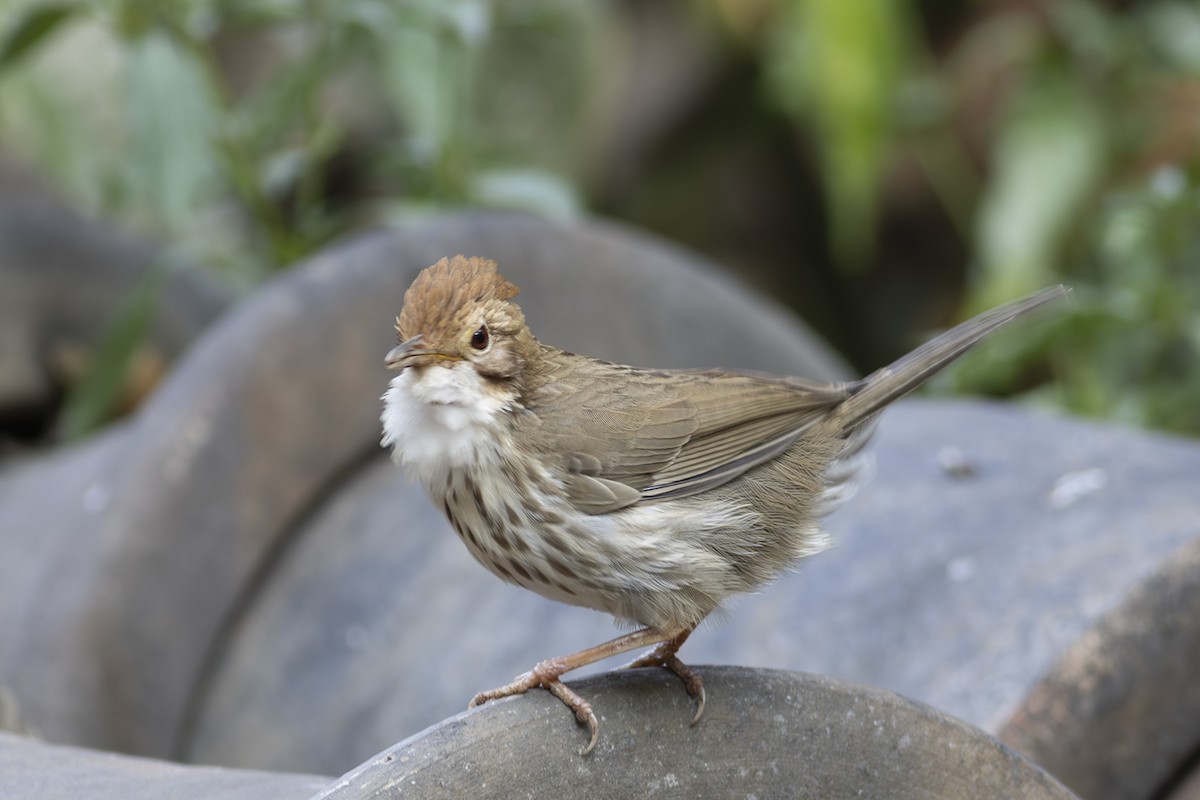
[1048,467,1107,509]
[937,445,976,478]
[946,556,976,582]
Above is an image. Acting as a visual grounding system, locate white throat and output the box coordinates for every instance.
[381,362,513,477]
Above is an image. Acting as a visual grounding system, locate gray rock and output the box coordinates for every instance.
[318,668,1075,799]
[1000,534,1200,800]
[0,732,326,800]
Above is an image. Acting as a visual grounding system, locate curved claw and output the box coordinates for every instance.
[546,678,600,756]
[689,682,706,726]
[467,666,601,756]
[624,646,706,726]
[579,709,600,756]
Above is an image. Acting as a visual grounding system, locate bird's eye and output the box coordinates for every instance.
[470,324,490,350]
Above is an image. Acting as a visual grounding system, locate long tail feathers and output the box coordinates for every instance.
[832,285,1070,432]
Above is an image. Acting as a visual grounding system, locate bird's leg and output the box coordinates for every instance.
[622,627,705,724]
[469,626,679,755]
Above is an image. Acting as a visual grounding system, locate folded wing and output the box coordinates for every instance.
[526,357,849,514]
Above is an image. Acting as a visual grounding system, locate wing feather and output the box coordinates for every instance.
[524,351,848,514]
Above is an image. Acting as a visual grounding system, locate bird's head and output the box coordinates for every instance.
[386,256,538,384]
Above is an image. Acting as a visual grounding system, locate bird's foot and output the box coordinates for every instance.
[469,658,600,755]
[466,627,687,756]
[624,644,706,725]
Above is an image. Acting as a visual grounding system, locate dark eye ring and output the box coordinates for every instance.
[470,325,490,350]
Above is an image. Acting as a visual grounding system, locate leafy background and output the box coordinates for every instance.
[1,0,1198,439]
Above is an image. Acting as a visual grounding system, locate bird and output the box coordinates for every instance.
[380,255,1067,755]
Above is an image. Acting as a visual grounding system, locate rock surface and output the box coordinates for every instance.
[0,733,325,800]
[317,668,1075,799]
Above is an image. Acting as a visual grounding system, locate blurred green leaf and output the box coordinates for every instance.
[0,20,123,212]
[1143,1,1200,74]
[1047,0,1119,68]
[767,0,908,268]
[0,2,76,71]
[120,30,222,231]
[370,2,483,194]
[58,260,167,440]
[953,163,1200,436]
[973,73,1105,309]
[467,167,580,218]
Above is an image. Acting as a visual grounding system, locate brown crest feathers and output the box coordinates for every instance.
[398,256,521,339]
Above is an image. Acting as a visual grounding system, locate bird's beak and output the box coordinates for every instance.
[385,335,462,370]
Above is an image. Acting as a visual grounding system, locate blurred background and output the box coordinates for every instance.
[1,0,1198,447]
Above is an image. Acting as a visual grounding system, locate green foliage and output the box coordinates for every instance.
[0,0,597,282]
[1072,168,1200,434]
[0,2,74,68]
[56,256,168,441]
[1,0,1197,439]
[756,0,1200,436]
[938,165,1200,437]
[0,0,602,436]
[973,72,1104,309]
[949,2,1200,436]
[766,0,910,268]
